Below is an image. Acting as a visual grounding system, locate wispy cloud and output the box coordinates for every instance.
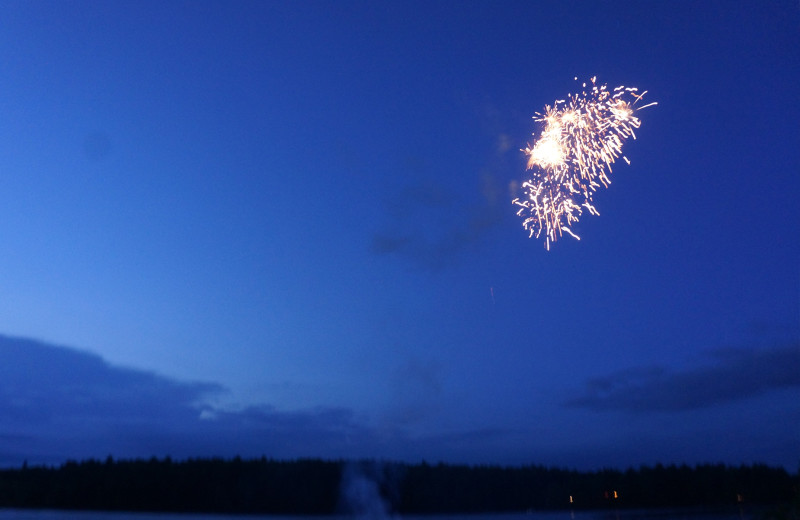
[0,335,375,465]
[565,343,800,413]
[4,334,797,469]
[0,334,532,467]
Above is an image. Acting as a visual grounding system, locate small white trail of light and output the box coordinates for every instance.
[561,226,581,240]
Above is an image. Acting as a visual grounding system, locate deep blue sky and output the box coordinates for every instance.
[0,1,798,470]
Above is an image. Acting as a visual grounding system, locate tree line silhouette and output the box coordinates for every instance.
[0,456,795,515]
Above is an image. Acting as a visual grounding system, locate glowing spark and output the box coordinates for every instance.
[514,77,656,248]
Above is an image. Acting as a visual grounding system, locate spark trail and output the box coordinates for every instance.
[512,77,656,249]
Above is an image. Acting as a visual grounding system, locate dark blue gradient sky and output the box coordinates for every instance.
[0,1,798,470]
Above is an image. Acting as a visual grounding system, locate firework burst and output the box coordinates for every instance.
[513,77,656,249]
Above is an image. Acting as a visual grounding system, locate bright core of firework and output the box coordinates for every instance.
[513,77,656,250]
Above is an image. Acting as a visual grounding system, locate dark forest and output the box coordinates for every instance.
[0,457,796,515]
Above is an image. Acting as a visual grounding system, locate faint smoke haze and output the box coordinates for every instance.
[371,175,505,270]
[338,461,397,518]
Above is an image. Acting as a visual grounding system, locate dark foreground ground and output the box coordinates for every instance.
[0,457,796,516]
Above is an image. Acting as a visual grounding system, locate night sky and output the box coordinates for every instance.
[0,1,798,470]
